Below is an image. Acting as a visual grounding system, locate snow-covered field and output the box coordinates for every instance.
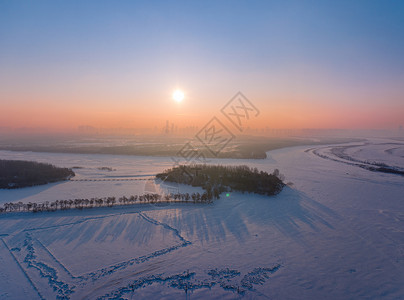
[0,138,403,299]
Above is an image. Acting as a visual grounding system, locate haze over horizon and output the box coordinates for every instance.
[1,1,403,131]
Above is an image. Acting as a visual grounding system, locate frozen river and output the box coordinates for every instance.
[0,138,403,299]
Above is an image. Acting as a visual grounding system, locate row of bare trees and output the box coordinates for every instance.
[0,192,214,214]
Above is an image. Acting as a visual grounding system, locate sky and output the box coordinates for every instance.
[0,0,403,131]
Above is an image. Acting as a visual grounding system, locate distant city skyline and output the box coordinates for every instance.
[1,1,403,130]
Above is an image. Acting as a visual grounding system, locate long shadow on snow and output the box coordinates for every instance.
[29,213,164,250]
[2,187,340,250]
[154,187,340,246]
[0,181,67,205]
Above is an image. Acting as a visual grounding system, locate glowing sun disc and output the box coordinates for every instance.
[173,90,184,103]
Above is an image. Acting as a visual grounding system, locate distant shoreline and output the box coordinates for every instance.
[0,137,363,160]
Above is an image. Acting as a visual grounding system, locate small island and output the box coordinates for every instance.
[0,160,75,189]
[156,164,285,198]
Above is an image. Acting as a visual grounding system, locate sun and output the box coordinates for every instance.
[172,89,184,103]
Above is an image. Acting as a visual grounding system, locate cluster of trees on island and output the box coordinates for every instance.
[0,192,215,213]
[156,164,285,196]
[0,163,286,214]
[0,160,75,189]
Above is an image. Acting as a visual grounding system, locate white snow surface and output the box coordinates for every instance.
[0,138,403,299]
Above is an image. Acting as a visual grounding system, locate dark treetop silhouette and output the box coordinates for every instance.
[0,160,75,189]
[156,164,285,197]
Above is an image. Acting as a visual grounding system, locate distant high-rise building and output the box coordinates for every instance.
[165,120,169,134]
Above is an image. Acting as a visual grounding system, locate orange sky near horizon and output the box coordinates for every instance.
[1,90,403,131]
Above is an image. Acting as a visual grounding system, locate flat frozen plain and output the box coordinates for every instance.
[0,138,403,299]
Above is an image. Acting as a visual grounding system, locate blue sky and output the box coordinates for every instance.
[1,1,403,129]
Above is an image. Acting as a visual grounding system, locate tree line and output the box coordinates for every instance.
[0,191,214,214]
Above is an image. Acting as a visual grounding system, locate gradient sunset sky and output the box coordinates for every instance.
[1,1,403,130]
